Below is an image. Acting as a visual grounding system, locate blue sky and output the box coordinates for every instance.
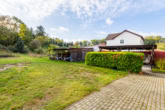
[0,0,165,42]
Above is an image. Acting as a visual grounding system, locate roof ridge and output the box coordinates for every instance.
[105,30,144,41]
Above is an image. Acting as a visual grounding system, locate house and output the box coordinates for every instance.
[84,45,100,52]
[84,43,106,52]
[105,30,144,46]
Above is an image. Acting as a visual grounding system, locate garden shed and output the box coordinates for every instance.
[50,48,93,61]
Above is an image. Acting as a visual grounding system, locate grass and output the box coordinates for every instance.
[153,58,165,74]
[0,54,128,110]
[157,43,165,51]
[152,67,165,73]
[0,49,14,57]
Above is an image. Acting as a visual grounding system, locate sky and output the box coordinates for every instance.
[0,0,165,42]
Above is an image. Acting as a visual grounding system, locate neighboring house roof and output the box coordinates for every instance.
[105,30,144,41]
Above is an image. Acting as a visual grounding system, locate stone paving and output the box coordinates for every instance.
[65,74,165,110]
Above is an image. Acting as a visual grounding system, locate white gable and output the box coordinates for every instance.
[106,31,144,46]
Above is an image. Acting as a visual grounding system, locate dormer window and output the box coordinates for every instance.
[120,39,124,44]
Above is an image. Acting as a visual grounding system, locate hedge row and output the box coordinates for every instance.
[85,52,144,73]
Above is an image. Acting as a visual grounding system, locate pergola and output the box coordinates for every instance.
[99,45,157,66]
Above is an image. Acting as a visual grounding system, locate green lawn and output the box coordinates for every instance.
[0,55,128,110]
[152,68,165,73]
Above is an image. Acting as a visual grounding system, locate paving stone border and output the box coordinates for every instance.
[65,74,165,110]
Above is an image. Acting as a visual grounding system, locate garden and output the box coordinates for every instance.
[0,15,165,110]
[152,50,165,73]
[152,58,165,73]
[0,54,128,110]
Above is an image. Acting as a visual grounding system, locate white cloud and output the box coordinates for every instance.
[139,32,163,37]
[50,26,70,33]
[59,26,70,32]
[105,18,113,25]
[49,26,70,40]
[0,0,165,22]
[98,31,107,34]
[129,30,164,37]
[0,0,67,24]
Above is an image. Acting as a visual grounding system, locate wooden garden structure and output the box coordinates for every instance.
[99,45,157,66]
[51,48,93,61]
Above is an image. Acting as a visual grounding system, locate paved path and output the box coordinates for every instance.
[142,65,165,78]
[65,74,165,110]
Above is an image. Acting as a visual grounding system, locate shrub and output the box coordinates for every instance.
[29,39,41,51]
[34,48,44,54]
[48,44,59,55]
[15,38,25,53]
[155,59,165,70]
[85,52,144,73]
[8,45,17,52]
[23,45,30,53]
[0,44,8,50]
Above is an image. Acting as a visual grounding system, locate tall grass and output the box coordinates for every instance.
[155,58,165,70]
[157,43,165,51]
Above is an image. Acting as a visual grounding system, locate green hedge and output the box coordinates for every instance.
[85,52,144,73]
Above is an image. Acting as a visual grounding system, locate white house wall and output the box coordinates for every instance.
[106,32,144,46]
[84,45,100,52]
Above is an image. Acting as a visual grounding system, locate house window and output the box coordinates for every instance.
[120,39,124,44]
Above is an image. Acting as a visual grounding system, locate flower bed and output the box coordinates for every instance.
[85,52,144,73]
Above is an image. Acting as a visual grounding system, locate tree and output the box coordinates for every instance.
[154,36,162,43]
[144,39,156,45]
[13,16,24,24]
[0,26,18,46]
[12,16,24,32]
[55,38,64,47]
[35,36,50,47]
[35,25,46,36]
[82,40,89,46]
[75,41,80,46]
[0,26,9,41]
[100,39,105,44]
[67,42,73,47]
[160,38,165,43]
[145,36,154,40]
[7,31,18,46]
[79,41,83,46]
[15,38,24,53]
[91,39,99,45]
[18,23,27,40]
[0,16,22,32]
[29,39,41,51]
[91,39,105,45]
[24,28,35,45]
